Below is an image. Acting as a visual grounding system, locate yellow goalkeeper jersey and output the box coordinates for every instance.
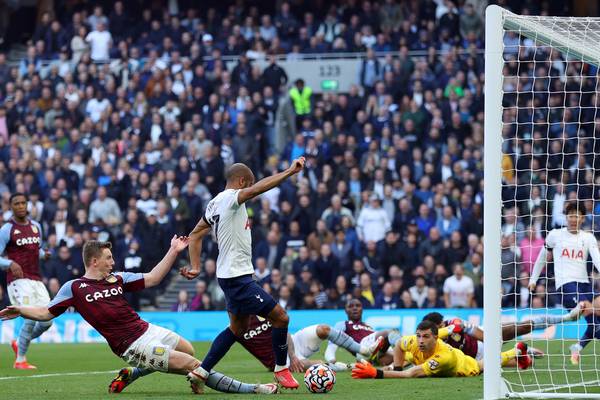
[399,333,481,377]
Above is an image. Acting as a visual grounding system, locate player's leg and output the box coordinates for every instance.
[317,324,359,355]
[191,312,249,387]
[563,283,595,364]
[266,303,299,388]
[28,281,53,340]
[8,279,47,368]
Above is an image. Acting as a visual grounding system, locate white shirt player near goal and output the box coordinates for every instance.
[181,158,306,391]
[528,202,600,365]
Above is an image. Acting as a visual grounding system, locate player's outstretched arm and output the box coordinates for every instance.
[144,235,189,288]
[182,218,212,280]
[237,157,305,205]
[352,360,426,379]
[286,333,305,372]
[0,305,54,321]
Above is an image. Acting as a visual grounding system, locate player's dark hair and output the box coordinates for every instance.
[82,241,112,268]
[422,312,444,325]
[565,201,586,216]
[9,192,27,204]
[416,320,439,336]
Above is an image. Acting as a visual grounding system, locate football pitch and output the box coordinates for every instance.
[0,341,482,399]
[1,340,599,399]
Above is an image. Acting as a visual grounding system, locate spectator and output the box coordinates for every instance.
[374,282,399,310]
[190,281,208,311]
[423,287,445,308]
[443,264,475,308]
[356,194,391,243]
[254,257,271,284]
[409,275,429,308]
[88,187,122,226]
[85,21,112,62]
[277,285,295,311]
[289,79,312,128]
[519,227,545,274]
[172,290,190,312]
[436,205,461,239]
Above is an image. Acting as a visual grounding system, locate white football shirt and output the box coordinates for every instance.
[204,189,253,279]
[545,228,600,289]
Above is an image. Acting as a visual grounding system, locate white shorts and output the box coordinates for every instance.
[121,323,181,372]
[291,325,323,360]
[8,279,50,307]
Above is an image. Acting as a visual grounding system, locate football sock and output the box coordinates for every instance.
[31,321,52,339]
[131,367,154,381]
[501,348,517,366]
[578,315,595,349]
[387,329,401,347]
[200,327,237,373]
[206,370,255,393]
[16,319,36,361]
[327,328,361,354]
[272,327,288,369]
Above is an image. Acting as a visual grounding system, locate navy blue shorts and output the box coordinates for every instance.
[218,274,277,317]
[560,282,595,310]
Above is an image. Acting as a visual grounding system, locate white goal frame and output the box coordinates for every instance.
[484,5,600,399]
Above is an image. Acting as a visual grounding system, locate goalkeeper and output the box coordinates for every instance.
[528,202,600,365]
[351,320,531,380]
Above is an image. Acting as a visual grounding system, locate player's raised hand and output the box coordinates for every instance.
[288,157,306,174]
[170,235,190,252]
[180,265,201,280]
[528,283,536,292]
[351,360,378,379]
[0,305,21,321]
[9,261,23,279]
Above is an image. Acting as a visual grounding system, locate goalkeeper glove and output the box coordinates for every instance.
[351,361,383,379]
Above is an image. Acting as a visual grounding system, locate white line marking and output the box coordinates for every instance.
[527,379,600,393]
[0,370,118,380]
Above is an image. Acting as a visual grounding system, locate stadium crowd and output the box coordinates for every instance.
[0,0,578,311]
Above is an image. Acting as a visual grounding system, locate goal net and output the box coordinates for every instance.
[484,5,600,399]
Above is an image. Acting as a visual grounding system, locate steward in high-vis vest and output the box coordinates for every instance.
[289,79,312,128]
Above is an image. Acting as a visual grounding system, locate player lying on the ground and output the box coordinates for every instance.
[351,320,532,380]
[528,201,600,365]
[0,193,52,369]
[417,308,582,360]
[323,298,391,366]
[181,159,306,390]
[238,314,384,372]
[0,238,277,395]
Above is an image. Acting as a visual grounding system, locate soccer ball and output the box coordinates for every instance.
[304,364,336,393]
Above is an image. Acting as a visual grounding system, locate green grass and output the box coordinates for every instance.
[503,340,600,396]
[4,340,600,399]
[0,341,482,400]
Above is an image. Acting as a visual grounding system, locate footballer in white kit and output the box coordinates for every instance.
[182,159,306,390]
[529,202,600,364]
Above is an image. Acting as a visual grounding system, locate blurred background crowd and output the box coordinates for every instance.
[0,0,586,311]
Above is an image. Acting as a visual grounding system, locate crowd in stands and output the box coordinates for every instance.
[0,0,581,311]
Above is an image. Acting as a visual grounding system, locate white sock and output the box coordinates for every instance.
[273,364,287,373]
[15,355,26,362]
[191,366,209,379]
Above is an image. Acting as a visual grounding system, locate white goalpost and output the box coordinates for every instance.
[484,5,600,399]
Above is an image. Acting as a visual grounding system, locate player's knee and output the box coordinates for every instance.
[316,324,330,338]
